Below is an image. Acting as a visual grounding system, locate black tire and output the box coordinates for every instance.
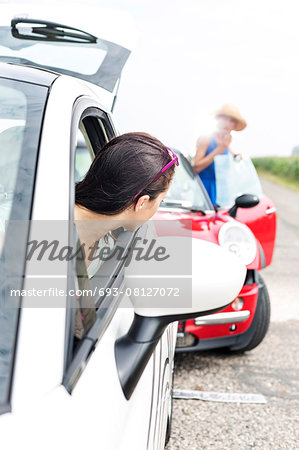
[164,397,173,447]
[229,273,271,352]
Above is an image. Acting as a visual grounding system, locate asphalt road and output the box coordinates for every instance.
[167,178,299,450]
[259,179,299,322]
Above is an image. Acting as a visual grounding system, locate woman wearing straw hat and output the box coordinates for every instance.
[193,104,246,206]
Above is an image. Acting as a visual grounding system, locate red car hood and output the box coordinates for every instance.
[154,209,261,270]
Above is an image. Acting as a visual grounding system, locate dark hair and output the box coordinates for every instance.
[75,132,175,215]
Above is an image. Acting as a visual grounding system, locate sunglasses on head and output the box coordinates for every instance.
[134,147,179,201]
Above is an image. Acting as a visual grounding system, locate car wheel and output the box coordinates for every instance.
[229,273,270,352]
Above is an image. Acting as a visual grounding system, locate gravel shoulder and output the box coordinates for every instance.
[260,178,299,322]
[167,321,299,450]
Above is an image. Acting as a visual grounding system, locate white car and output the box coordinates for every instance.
[0,17,246,450]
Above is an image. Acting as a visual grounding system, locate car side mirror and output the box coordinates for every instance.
[115,237,246,399]
[228,194,259,218]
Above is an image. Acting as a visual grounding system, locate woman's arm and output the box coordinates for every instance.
[193,134,231,173]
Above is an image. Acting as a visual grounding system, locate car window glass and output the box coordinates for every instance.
[215,154,263,208]
[0,24,130,92]
[165,154,211,210]
[74,127,94,182]
[0,86,26,239]
[74,115,112,182]
[0,78,48,411]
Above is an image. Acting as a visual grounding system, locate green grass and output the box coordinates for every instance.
[252,156,299,192]
[255,168,299,192]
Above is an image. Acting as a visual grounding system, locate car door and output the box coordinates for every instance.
[66,98,158,449]
[60,97,159,450]
[216,155,277,267]
[1,80,165,450]
[70,103,176,450]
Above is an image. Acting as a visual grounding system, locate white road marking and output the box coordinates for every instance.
[173,389,267,404]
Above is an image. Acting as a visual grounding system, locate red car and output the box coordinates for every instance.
[154,151,276,352]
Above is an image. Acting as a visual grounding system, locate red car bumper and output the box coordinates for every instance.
[176,276,259,352]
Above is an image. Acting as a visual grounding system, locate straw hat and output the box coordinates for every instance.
[214,104,247,131]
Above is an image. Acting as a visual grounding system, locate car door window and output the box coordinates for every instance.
[74,111,113,180]
[0,78,48,414]
[63,108,134,392]
[74,128,94,182]
[164,153,212,210]
[215,154,263,208]
[229,155,263,199]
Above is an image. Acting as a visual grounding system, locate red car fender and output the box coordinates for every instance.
[246,237,263,270]
[184,281,259,340]
[218,195,277,268]
[154,209,261,341]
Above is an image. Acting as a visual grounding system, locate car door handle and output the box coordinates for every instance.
[265,207,276,215]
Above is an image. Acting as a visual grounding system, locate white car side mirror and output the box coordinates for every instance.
[124,237,246,317]
[116,237,246,399]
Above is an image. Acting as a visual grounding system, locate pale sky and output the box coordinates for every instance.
[3,0,299,157]
[100,0,299,158]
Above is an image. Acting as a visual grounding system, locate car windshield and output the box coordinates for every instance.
[215,154,263,208]
[0,77,48,411]
[163,153,212,211]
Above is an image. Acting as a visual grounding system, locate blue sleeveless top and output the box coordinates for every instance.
[198,137,229,206]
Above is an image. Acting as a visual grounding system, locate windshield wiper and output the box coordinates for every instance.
[161,200,206,215]
[11,18,97,44]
